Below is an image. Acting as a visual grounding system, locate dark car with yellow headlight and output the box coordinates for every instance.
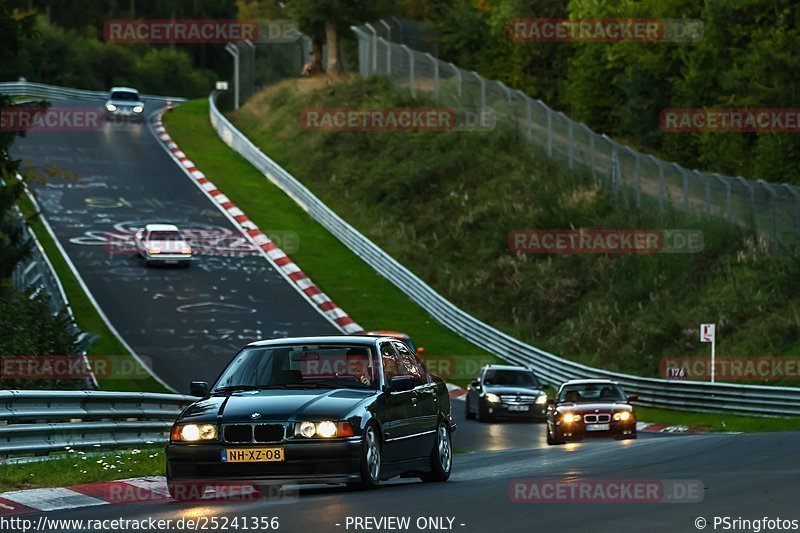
[546,379,637,445]
[166,336,455,499]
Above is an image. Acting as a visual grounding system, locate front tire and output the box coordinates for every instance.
[546,424,565,445]
[351,424,382,490]
[420,422,452,483]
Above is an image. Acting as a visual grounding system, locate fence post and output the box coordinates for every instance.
[382,38,391,75]
[471,71,485,115]
[521,92,532,141]
[589,129,596,183]
[635,153,641,208]
[679,166,689,212]
[758,180,778,248]
[567,119,574,170]
[734,176,756,231]
[785,184,800,244]
[449,63,461,103]
[401,45,414,96]
[717,175,732,223]
[546,106,553,158]
[704,172,711,218]
[426,53,439,103]
[657,159,666,212]
[366,23,378,75]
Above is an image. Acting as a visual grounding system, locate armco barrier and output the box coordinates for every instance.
[0,391,195,456]
[207,91,800,416]
[0,81,185,103]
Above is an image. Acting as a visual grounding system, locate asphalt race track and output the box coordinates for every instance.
[11,98,800,533]
[11,98,339,391]
[23,429,800,532]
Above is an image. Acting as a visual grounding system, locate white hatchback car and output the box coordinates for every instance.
[104,87,145,121]
[134,224,192,266]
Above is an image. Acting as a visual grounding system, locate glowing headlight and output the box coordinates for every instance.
[105,104,116,111]
[148,247,161,254]
[614,411,632,421]
[133,105,143,113]
[562,413,580,423]
[174,424,217,442]
[316,421,337,438]
[535,394,548,404]
[181,247,192,255]
[485,393,501,403]
[294,421,354,438]
[298,421,316,438]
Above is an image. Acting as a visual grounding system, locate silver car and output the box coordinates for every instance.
[104,87,145,121]
[134,224,192,266]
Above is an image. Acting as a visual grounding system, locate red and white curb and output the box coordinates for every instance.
[0,477,267,517]
[152,116,363,335]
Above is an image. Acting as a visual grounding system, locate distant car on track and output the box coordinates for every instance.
[546,379,637,445]
[465,364,549,422]
[166,335,455,499]
[134,224,192,266]
[103,87,144,121]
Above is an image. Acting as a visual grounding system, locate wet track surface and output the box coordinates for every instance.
[11,99,338,391]
[11,99,800,532]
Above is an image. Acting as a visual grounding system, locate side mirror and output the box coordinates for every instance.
[627,395,639,402]
[190,381,209,397]
[470,379,481,389]
[546,398,556,406]
[388,376,415,393]
[539,382,549,390]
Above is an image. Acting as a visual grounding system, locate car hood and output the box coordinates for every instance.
[180,389,377,423]
[555,402,632,414]
[484,385,546,395]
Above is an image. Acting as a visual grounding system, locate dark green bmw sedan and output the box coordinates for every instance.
[166,336,455,499]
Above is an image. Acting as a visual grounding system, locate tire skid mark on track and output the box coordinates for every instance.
[151,113,363,336]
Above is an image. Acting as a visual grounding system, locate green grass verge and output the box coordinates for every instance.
[635,406,800,433]
[0,448,164,492]
[164,96,797,432]
[163,99,496,386]
[15,188,168,393]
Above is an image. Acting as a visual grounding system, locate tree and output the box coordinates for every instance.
[283,0,394,76]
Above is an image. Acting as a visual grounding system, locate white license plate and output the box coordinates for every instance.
[586,423,610,431]
[508,405,529,412]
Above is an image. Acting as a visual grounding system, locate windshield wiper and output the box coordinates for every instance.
[212,385,286,394]
[282,382,344,389]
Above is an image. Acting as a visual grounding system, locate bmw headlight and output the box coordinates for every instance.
[148,247,161,255]
[171,423,217,442]
[105,104,116,112]
[614,411,632,421]
[535,394,548,404]
[133,105,143,113]
[294,421,354,438]
[562,413,580,424]
[485,393,501,403]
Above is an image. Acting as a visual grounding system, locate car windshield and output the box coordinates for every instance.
[559,383,626,403]
[147,231,182,241]
[483,369,539,388]
[213,344,379,391]
[111,90,139,101]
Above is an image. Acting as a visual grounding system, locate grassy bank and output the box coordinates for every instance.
[0,448,164,492]
[164,86,800,431]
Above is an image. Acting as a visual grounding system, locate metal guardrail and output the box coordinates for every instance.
[207,91,800,417]
[0,391,195,456]
[0,81,186,102]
